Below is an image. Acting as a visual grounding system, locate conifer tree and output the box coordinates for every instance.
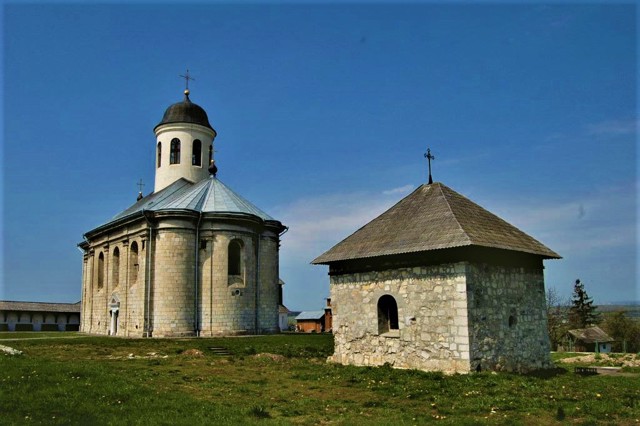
[568,279,600,328]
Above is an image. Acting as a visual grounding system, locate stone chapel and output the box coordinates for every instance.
[313,180,560,373]
[79,88,286,337]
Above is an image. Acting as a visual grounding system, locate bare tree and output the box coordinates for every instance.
[546,287,568,351]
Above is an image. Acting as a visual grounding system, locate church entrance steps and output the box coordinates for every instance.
[208,346,231,356]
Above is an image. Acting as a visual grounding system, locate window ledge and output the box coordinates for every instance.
[380,330,400,338]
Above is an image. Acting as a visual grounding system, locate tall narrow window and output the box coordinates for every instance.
[227,240,244,287]
[130,242,139,284]
[112,247,120,288]
[228,240,242,276]
[97,252,105,289]
[157,142,162,168]
[377,295,399,334]
[170,138,180,164]
[208,145,213,166]
[192,139,202,166]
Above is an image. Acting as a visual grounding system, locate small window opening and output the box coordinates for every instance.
[377,295,399,334]
[130,242,139,284]
[192,139,202,166]
[208,145,213,165]
[170,138,181,164]
[112,247,120,288]
[97,252,105,289]
[157,142,162,168]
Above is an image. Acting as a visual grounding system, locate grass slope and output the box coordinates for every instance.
[1,333,639,425]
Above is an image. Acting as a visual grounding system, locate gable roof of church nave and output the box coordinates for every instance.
[87,177,280,237]
[312,182,561,264]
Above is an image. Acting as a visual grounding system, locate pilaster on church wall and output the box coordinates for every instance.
[81,253,91,333]
[197,232,214,335]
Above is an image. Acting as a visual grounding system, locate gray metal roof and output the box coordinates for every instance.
[313,182,560,264]
[110,176,276,223]
[0,300,81,313]
[295,311,325,321]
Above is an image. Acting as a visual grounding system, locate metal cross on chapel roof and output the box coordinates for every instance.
[137,178,145,193]
[424,148,435,184]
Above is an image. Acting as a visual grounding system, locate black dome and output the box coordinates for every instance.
[155,91,214,131]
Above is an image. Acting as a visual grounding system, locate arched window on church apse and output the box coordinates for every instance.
[192,139,202,166]
[97,252,105,290]
[227,239,244,286]
[112,247,120,288]
[157,142,162,168]
[130,242,139,284]
[170,138,180,164]
[377,295,399,334]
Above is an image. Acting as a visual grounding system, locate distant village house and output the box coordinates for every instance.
[564,326,613,353]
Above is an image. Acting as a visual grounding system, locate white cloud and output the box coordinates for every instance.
[586,119,638,136]
[382,184,414,195]
[274,187,406,260]
[485,183,636,255]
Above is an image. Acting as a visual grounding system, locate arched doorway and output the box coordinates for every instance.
[109,294,121,336]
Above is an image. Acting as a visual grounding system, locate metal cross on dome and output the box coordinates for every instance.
[424,148,435,184]
[137,179,145,193]
[179,69,195,91]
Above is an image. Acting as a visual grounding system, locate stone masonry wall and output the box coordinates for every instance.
[257,235,280,334]
[200,231,258,335]
[82,219,281,338]
[330,263,471,374]
[151,227,195,337]
[466,262,552,372]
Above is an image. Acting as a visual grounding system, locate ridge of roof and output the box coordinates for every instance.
[312,181,560,264]
[0,300,82,313]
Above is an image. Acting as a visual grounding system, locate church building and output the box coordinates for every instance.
[79,87,286,337]
[313,171,560,373]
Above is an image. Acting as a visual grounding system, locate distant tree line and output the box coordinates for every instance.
[546,279,640,353]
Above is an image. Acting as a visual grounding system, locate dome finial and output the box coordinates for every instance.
[209,159,218,177]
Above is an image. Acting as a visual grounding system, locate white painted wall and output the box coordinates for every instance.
[154,123,216,192]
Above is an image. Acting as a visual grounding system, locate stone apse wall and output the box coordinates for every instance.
[329,261,551,374]
[81,217,281,337]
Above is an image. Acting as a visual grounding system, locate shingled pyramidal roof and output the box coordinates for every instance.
[312,182,560,264]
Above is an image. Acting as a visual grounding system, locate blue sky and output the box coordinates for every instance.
[2,3,637,310]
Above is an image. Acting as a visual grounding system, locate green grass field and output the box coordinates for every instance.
[1,333,638,425]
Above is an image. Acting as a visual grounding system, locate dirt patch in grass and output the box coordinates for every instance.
[253,352,285,361]
[181,349,204,358]
[556,353,640,368]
